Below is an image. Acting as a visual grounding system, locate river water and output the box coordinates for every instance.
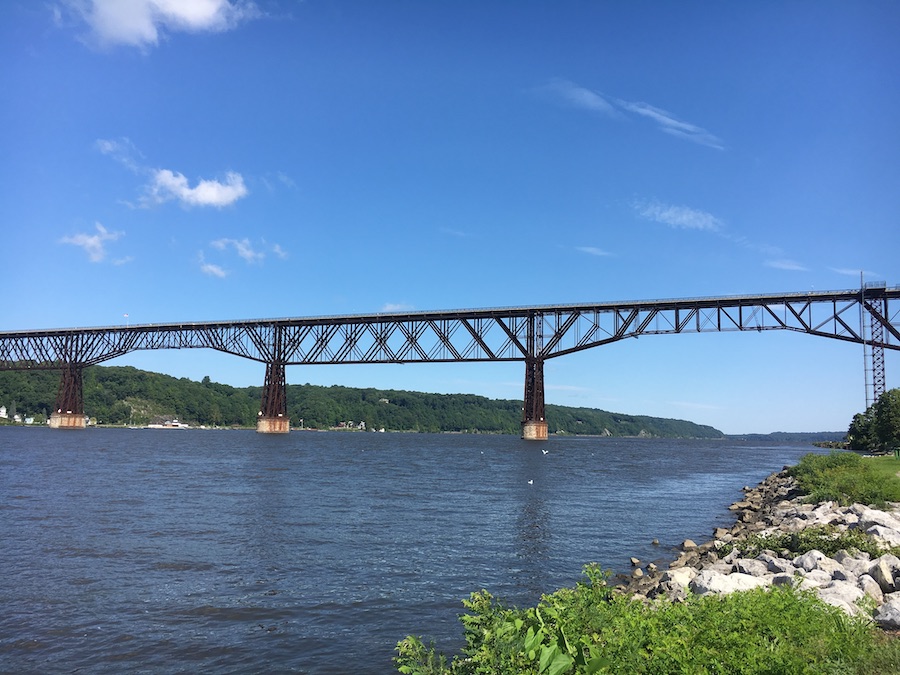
[0,428,825,673]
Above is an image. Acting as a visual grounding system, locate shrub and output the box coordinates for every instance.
[395,564,899,674]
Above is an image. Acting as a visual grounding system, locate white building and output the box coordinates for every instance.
[0,405,7,419]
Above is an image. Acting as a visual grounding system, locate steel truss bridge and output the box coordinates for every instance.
[1,286,898,436]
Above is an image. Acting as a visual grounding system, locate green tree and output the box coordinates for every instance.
[847,408,877,452]
[874,389,900,452]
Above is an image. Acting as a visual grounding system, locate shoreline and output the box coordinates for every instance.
[616,467,900,629]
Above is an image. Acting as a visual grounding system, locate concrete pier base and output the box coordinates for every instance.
[521,420,548,441]
[257,416,290,434]
[49,412,86,430]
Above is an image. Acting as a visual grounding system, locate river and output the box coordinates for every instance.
[0,427,825,673]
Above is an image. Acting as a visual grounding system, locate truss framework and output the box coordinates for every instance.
[1,288,898,371]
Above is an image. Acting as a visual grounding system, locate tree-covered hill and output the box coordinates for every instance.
[0,365,723,438]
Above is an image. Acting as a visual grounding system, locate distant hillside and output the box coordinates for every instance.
[726,431,847,443]
[0,365,723,438]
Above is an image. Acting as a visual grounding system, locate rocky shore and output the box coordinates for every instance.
[619,467,900,629]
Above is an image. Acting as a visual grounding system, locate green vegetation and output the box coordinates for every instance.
[0,365,723,437]
[395,565,900,675]
[787,451,900,508]
[720,524,900,560]
[847,388,900,453]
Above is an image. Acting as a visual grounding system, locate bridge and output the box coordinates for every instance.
[1,285,898,439]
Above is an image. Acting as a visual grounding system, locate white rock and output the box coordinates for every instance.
[868,554,900,594]
[735,558,769,577]
[858,574,884,603]
[662,567,696,588]
[689,571,770,596]
[857,508,900,533]
[802,569,834,588]
[794,550,827,572]
[866,525,900,547]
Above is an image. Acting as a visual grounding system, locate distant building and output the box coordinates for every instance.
[0,406,6,419]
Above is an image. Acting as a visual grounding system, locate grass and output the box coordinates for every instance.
[787,452,900,508]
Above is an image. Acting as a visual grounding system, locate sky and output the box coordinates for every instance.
[1,0,898,434]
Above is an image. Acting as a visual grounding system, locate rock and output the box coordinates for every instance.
[682,539,698,551]
[856,507,900,533]
[858,574,884,603]
[663,567,697,588]
[772,573,795,586]
[817,582,865,616]
[866,525,900,547]
[794,550,827,573]
[868,554,900,594]
[689,571,769,596]
[802,569,834,588]
[735,558,769,577]
[630,557,641,566]
[757,553,795,575]
[632,568,644,578]
[874,596,900,629]
[651,539,659,546]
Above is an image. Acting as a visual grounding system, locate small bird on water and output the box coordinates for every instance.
[527,479,534,485]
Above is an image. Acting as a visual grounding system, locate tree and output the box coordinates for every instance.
[848,389,900,453]
[874,389,900,452]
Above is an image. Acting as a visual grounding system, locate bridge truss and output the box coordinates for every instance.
[1,287,898,435]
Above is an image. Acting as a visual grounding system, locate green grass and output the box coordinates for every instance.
[396,565,900,674]
[788,452,900,508]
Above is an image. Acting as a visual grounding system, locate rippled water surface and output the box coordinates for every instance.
[0,428,824,673]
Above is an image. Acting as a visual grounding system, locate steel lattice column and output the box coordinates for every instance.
[257,326,290,433]
[521,357,547,440]
[49,364,85,429]
[870,296,887,405]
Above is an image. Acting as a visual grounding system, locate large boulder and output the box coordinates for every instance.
[689,571,770,596]
[868,554,900,594]
[874,595,900,630]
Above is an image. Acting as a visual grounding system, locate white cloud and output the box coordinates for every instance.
[198,252,228,277]
[60,222,123,262]
[576,246,612,257]
[616,100,724,150]
[543,79,618,117]
[66,0,260,49]
[147,169,248,208]
[211,237,264,263]
[382,303,415,313]
[765,259,809,272]
[635,200,722,231]
[95,137,143,171]
[543,79,723,149]
[272,243,288,259]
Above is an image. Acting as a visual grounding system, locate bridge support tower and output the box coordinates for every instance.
[521,357,547,441]
[257,360,289,434]
[49,364,85,429]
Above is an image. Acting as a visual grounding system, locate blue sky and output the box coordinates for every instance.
[2,1,898,434]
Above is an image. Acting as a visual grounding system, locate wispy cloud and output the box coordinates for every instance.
[60,222,123,262]
[382,303,415,313]
[616,100,724,150]
[97,137,250,209]
[147,169,248,208]
[635,200,722,231]
[198,252,227,278]
[63,0,260,49]
[211,237,264,263]
[272,244,289,260]
[543,79,723,149]
[576,246,612,257]
[765,259,809,272]
[542,79,618,117]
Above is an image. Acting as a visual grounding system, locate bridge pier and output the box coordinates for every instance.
[257,360,289,434]
[49,364,85,429]
[521,357,548,441]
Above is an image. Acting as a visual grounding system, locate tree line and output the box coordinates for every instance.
[0,365,724,438]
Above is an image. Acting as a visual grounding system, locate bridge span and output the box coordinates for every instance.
[1,286,898,438]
